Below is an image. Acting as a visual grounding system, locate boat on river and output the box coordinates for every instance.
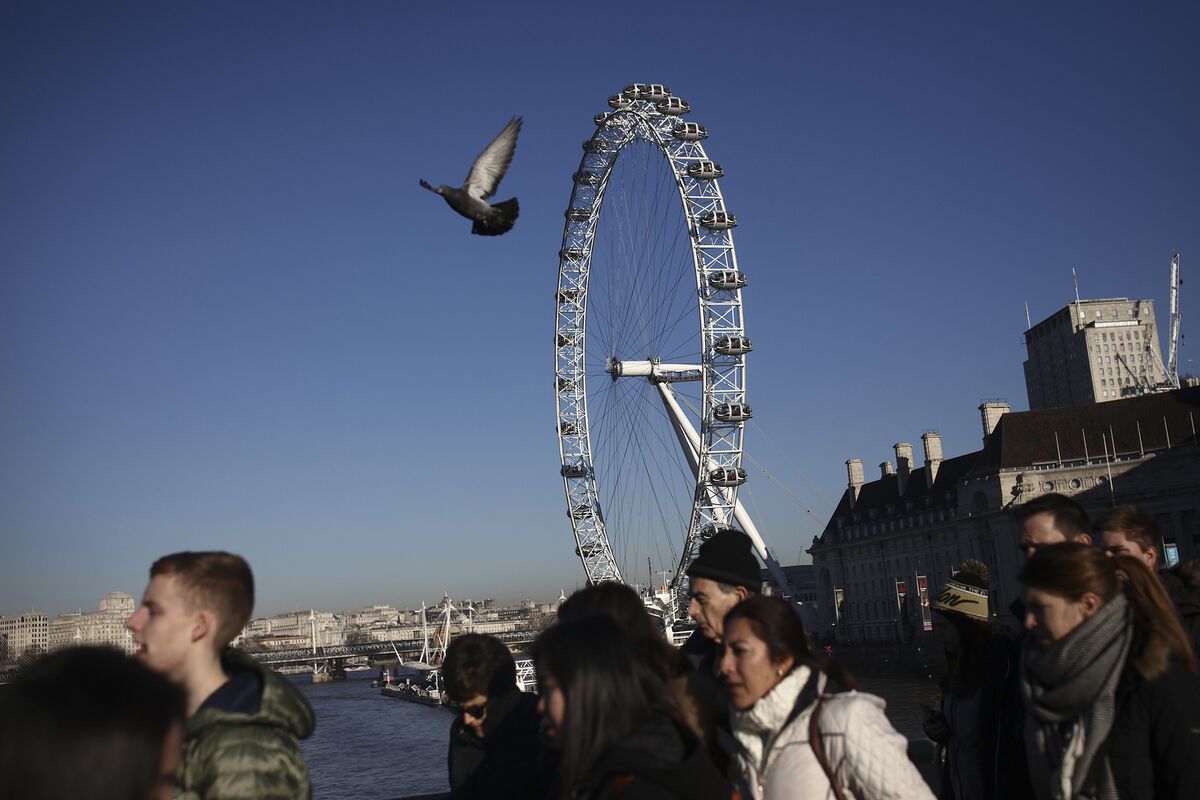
[378,658,445,704]
[376,598,462,707]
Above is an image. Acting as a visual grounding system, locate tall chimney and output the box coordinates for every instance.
[894,442,913,495]
[922,431,943,487]
[979,402,1010,443]
[846,458,864,507]
[880,460,895,478]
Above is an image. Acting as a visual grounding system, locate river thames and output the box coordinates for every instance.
[294,668,939,799]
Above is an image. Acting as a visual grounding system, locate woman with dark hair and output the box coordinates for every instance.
[534,615,729,799]
[1020,542,1200,799]
[556,581,680,680]
[721,595,933,800]
[556,581,724,768]
[0,645,186,800]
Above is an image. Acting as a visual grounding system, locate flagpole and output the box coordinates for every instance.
[1073,267,1081,327]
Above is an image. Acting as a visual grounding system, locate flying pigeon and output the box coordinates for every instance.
[420,117,522,236]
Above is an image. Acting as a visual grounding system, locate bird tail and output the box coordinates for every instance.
[472,198,519,236]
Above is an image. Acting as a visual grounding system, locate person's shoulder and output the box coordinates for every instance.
[257,666,316,738]
[1135,658,1200,697]
[185,665,313,764]
[814,688,888,730]
[182,719,310,799]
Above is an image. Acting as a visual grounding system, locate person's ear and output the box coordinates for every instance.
[773,654,795,677]
[192,610,213,643]
[734,585,750,603]
[1078,592,1103,619]
[1078,533,1094,546]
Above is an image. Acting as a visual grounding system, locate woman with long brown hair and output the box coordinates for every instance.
[1020,541,1200,799]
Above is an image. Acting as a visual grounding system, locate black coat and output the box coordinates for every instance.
[1108,657,1200,800]
[576,710,730,800]
[447,687,545,800]
[1159,564,1200,659]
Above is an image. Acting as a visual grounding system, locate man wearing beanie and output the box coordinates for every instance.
[678,528,761,770]
[681,528,762,674]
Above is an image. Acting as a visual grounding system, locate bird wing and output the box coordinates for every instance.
[463,117,522,200]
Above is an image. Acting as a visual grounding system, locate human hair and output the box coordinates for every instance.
[1013,493,1090,540]
[0,646,185,800]
[1019,542,1196,679]
[1094,504,1160,555]
[442,633,516,702]
[534,616,665,792]
[151,551,254,648]
[723,595,858,689]
[556,582,680,680]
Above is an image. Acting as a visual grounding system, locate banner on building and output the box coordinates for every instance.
[834,588,845,622]
[916,575,933,631]
[895,579,909,625]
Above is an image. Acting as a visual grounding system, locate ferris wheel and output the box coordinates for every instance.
[554,84,786,619]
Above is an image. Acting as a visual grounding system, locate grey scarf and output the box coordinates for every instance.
[1021,594,1131,800]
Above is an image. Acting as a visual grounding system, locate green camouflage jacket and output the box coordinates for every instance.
[178,655,316,800]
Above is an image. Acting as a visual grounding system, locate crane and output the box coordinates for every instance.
[1166,251,1181,389]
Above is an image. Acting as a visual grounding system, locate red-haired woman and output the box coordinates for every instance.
[1020,542,1200,799]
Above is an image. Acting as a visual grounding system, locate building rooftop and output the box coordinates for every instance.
[971,385,1200,471]
[814,386,1200,546]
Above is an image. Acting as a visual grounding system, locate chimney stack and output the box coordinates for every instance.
[880,460,895,478]
[979,402,1010,443]
[922,431,943,487]
[846,458,864,506]
[894,442,913,495]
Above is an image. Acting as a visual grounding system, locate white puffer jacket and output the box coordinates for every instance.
[730,666,935,800]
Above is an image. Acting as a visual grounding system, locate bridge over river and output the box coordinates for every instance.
[242,629,539,680]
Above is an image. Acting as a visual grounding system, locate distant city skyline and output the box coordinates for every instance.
[4,2,1198,616]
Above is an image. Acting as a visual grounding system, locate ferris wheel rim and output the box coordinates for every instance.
[554,87,750,614]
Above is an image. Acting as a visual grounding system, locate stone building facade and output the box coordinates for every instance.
[242,610,346,649]
[46,592,137,654]
[1024,298,1167,411]
[808,387,1200,643]
[0,612,49,658]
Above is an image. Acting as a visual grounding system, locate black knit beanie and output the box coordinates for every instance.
[685,528,761,590]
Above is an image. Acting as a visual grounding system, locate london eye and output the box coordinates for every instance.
[555,84,780,619]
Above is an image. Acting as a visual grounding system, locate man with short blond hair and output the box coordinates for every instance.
[127,551,314,799]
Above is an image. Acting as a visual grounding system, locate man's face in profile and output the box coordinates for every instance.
[1018,512,1091,559]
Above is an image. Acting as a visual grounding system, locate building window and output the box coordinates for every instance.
[1103,390,1109,397]
[1096,311,1102,318]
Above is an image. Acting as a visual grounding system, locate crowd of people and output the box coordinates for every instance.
[445,530,933,800]
[921,496,1200,800]
[2,495,1199,799]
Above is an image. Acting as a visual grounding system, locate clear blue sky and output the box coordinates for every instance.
[3,2,1198,617]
